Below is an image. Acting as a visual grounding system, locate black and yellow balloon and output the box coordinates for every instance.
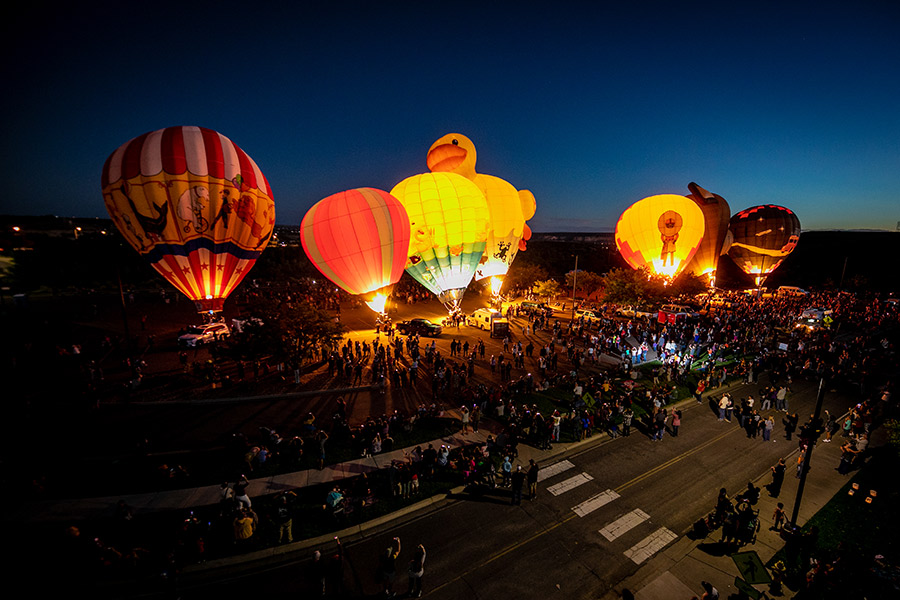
[727,205,800,286]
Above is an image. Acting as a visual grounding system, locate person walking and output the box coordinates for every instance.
[671,410,682,437]
[763,415,775,442]
[406,543,426,598]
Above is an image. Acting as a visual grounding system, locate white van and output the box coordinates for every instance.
[466,308,503,331]
[778,286,809,296]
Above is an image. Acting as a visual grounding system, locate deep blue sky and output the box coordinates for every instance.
[2,1,899,231]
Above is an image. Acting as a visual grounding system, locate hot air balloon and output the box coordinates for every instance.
[683,182,731,286]
[615,194,706,278]
[101,126,275,314]
[727,204,800,286]
[390,172,489,312]
[425,133,535,285]
[301,188,410,313]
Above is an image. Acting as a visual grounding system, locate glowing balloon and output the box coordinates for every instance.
[426,133,535,280]
[683,182,731,285]
[301,188,410,312]
[727,204,801,286]
[615,194,706,278]
[101,126,275,313]
[390,172,489,312]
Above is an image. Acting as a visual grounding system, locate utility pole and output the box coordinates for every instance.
[790,377,826,528]
[571,255,578,321]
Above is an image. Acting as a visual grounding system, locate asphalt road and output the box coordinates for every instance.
[183,376,850,599]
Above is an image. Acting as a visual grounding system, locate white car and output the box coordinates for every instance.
[575,309,601,322]
[660,304,699,318]
[178,322,230,347]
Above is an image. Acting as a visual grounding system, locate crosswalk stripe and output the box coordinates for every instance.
[599,509,649,541]
[572,489,620,517]
[547,472,593,496]
[623,527,677,564]
[537,459,574,482]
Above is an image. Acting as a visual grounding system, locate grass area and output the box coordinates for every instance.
[766,446,900,598]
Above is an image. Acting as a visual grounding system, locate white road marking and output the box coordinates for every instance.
[623,527,678,564]
[537,459,575,482]
[547,472,594,496]
[572,489,620,517]
[599,509,650,541]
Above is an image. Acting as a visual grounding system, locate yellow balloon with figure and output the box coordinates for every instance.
[615,194,706,279]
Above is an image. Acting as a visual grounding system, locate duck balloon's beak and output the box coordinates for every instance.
[427,144,467,172]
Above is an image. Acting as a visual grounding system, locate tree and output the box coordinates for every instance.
[503,260,549,294]
[532,279,560,301]
[668,271,708,298]
[601,267,665,307]
[564,270,604,299]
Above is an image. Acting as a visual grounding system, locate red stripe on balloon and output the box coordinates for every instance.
[122,131,152,180]
[161,127,187,175]
[201,127,225,179]
[234,143,258,191]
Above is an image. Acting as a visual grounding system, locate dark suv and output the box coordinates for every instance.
[396,318,443,337]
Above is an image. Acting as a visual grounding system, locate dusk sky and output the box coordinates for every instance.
[3,1,899,232]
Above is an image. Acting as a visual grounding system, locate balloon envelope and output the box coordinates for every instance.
[615,194,706,278]
[390,172,489,311]
[727,204,801,285]
[683,182,731,284]
[101,126,275,312]
[426,133,534,280]
[300,188,410,297]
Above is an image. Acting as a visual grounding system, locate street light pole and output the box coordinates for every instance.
[571,255,578,321]
[789,376,826,528]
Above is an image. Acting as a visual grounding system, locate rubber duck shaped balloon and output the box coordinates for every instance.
[426,133,536,282]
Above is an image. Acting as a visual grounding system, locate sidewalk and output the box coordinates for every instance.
[19,410,600,526]
[605,420,877,600]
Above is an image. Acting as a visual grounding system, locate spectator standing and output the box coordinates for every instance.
[376,537,401,597]
[406,543,426,598]
[511,465,526,505]
[233,475,251,509]
[527,459,539,500]
[671,410,682,437]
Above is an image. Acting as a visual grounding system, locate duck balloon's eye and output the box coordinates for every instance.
[452,139,458,145]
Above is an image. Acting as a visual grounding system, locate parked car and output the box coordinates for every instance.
[178,322,231,347]
[396,318,443,337]
[777,285,809,296]
[615,306,656,319]
[575,309,601,323]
